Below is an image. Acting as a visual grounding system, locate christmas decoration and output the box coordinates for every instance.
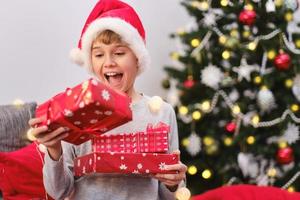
[257,87,276,113]
[163,0,300,195]
[274,52,291,70]
[282,123,300,144]
[284,0,298,11]
[232,58,259,82]
[148,96,163,114]
[175,187,191,200]
[276,147,294,165]
[35,78,132,145]
[161,78,170,89]
[186,132,201,156]
[184,77,195,88]
[201,64,224,90]
[74,152,179,176]
[239,9,256,26]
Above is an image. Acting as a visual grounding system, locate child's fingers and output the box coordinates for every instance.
[43,132,69,147]
[28,117,45,126]
[31,126,48,137]
[37,127,67,144]
[164,163,187,172]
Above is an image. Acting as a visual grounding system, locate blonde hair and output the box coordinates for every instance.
[95,30,123,44]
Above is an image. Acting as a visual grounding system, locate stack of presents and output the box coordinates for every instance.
[36,78,178,177]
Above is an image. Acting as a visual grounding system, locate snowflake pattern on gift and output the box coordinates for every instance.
[159,162,166,170]
[64,109,73,117]
[132,170,140,174]
[102,90,110,101]
[120,164,128,170]
[137,163,143,169]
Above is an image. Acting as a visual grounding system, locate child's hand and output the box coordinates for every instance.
[28,117,69,160]
[153,150,187,191]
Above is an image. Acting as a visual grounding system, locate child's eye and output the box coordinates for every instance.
[115,52,125,56]
[95,54,103,58]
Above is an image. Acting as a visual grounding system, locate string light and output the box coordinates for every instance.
[202,169,212,179]
[224,137,233,146]
[267,168,277,177]
[175,187,191,200]
[278,140,288,149]
[267,49,276,60]
[246,136,255,145]
[179,106,189,115]
[285,12,293,22]
[222,50,231,59]
[13,99,24,106]
[182,138,190,147]
[254,76,262,84]
[251,115,260,125]
[203,136,214,146]
[230,29,239,38]
[285,79,293,88]
[275,0,283,7]
[191,38,201,47]
[295,39,300,48]
[232,105,241,115]
[287,186,295,193]
[290,104,299,112]
[176,28,186,36]
[244,4,254,10]
[219,35,227,44]
[220,0,229,7]
[243,30,251,38]
[192,111,202,120]
[248,41,257,51]
[201,100,211,112]
[188,165,198,175]
[171,52,180,60]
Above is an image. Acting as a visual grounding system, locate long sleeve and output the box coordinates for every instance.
[43,142,76,200]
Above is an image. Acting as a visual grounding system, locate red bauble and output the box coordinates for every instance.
[274,52,291,70]
[183,79,195,88]
[226,122,236,133]
[239,9,256,26]
[276,147,294,164]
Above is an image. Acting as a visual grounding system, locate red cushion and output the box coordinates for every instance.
[192,185,300,200]
[0,142,52,200]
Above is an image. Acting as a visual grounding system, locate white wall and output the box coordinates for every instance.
[0,0,190,104]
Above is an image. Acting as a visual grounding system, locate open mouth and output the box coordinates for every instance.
[104,72,124,87]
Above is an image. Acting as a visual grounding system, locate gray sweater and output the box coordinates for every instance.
[43,95,179,200]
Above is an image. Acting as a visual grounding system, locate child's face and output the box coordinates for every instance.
[91,40,138,95]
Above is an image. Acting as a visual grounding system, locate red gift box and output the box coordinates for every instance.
[35,78,132,145]
[92,122,169,153]
[74,152,179,176]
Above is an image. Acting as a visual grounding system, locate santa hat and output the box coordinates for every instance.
[70,0,150,75]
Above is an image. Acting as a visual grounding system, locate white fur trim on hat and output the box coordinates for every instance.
[69,48,84,66]
[71,17,150,75]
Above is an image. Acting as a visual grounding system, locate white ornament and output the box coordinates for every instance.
[148,96,163,114]
[232,58,259,82]
[292,74,300,101]
[201,64,224,90]
[257,88,276,113]
[266,0,275,12]
[202,9,224,27]
[285,0,298,11]
[186,132,201,156]
[238,153,259,178]
[228,89,239,102]
[282,123,300,144]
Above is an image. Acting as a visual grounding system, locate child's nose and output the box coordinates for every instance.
[103,56,116,68]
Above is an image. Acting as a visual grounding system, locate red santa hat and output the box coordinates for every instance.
[70,0,150,75]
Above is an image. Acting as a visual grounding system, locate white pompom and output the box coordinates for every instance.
[148,96,163,114]
[175,187,191,200]
[69,48,84,66]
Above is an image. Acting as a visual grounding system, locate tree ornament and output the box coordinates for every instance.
[238,153,259,178]
[274,52,291,70]
[292,74,300,101]
[275,0,283,7]
[224,37,239,49]
[239,9,256,26]
[266,0,276,12]
[201,64,224,90]
[226,122,236,133]
[183,76,195,88]
[186,132,202,156]
[161,78,170,89]
[282,123,300,144]
[284,0,298,11]
[257,87,276,113]
[232,58,259,82]
[277,147,294,164]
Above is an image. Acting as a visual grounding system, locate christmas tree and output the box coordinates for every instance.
[162,0,300,196]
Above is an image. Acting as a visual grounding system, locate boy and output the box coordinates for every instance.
[29,0,187,199]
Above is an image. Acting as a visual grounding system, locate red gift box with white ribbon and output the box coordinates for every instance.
[74,152,179,177]
[92,122,169,153]
[35,78,132,145]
